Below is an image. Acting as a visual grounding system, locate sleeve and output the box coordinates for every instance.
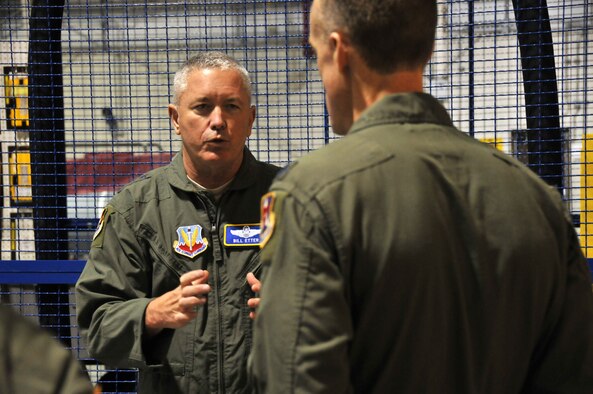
[1,304,95,394]
[75,204,153,368]
[526,210,593,392]
[250,189,354,394]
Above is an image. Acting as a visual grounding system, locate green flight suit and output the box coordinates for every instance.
[0,304,94,394]
[251,93,593,393]
[76,148,279,393]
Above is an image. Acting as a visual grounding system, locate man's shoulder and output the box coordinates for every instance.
[0,305,93,393]
[109,163,173,209]
[279,134,392,190]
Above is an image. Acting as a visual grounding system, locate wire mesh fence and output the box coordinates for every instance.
[0,0,591,391]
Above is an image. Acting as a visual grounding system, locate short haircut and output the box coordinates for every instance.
[172,51,252,104]
[318,0,437,73]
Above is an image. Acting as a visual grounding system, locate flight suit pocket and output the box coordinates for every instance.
[138,224,187,293]
[140,363,186,393]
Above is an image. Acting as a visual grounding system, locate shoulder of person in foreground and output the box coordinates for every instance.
[268,130,392,198]
[0,304,95,394]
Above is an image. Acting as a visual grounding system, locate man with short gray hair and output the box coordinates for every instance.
[76,51,279,393]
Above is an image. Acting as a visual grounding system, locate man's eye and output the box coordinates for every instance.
[194,104,211,112]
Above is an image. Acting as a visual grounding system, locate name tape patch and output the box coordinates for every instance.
[224,224,261,247]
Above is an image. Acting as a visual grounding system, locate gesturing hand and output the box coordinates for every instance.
[144,269,210,337]
[246,272,261,320]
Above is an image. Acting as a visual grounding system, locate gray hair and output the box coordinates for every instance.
[172,51,252,104]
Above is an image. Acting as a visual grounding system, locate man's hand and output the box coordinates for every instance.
[144,269,210,337]
[246,272,261,320]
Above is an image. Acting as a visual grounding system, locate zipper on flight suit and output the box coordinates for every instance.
[213,193,226,394]
[196,191,227,393]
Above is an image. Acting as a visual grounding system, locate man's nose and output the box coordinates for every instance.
[210,106,226,130]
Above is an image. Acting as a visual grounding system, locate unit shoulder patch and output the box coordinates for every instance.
[259,192,276,248]
[91,206,112,249]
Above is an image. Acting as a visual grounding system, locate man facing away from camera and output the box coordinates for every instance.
[249,0,593,393]
[76,51,279,393]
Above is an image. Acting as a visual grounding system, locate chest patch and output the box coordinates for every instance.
[173,224,208,258]
[224,224,261,246]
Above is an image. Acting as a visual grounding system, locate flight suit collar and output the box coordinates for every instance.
[166,147,259,193]
[349,92,454,135]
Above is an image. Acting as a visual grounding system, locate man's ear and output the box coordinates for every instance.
[168,104,181,135]
[329,31,350,73]
[247,105,256,138]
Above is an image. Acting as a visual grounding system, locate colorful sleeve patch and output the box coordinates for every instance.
[91,205,112,249]
[224,224,261,246]
[259,192,276,249]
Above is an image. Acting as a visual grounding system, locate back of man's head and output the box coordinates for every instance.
[318,0,438,73]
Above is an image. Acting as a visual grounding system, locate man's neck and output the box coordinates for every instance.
[188,175,233,201]
[352,64,424,122]
[183,152,243,189]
